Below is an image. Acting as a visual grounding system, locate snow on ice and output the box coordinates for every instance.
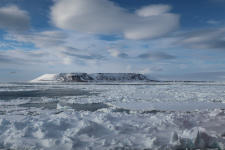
[0,81,225,149]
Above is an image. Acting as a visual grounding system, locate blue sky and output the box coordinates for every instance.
[0,0,225,81]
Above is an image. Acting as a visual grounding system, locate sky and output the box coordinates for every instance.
[0,0,225,81]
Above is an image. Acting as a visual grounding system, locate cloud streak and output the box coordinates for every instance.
[63,52,106,60]
[5,31,67,48]
[0,50,48,65]
[138,52,176,60]
[50,0,179,40]
[0,5,30,31]
[176,28,225,49]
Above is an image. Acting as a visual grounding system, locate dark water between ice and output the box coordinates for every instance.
[0,88,93,100]
[1,82,225,113]
[0,82,160,113]
[0,82,103,112]
[0,82,97,100]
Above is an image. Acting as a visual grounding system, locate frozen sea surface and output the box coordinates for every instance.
[0,82,225,149]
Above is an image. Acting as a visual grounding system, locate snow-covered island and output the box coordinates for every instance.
[30,73,156,82]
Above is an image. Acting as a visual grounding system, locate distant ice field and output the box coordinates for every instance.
[0,82,225,149]
[1,82,225,112]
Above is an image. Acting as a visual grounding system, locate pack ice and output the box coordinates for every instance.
[0,81,225,149]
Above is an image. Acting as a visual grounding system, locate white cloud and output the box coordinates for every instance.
[0,5,30,31]
[139,69,153,74]
[50,0,179,40]
[108,49,121,57]
[206,20,219,25]
[107,47,128,58]
[126,65,133,71]
[136,5,172,17]
[138,67,162,74]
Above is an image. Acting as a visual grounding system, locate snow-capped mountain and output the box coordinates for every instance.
[30,73,156,82]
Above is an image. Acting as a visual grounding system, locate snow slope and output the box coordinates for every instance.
[30,73,93,82]
[30,74,58,82]
[30,73,155,82]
